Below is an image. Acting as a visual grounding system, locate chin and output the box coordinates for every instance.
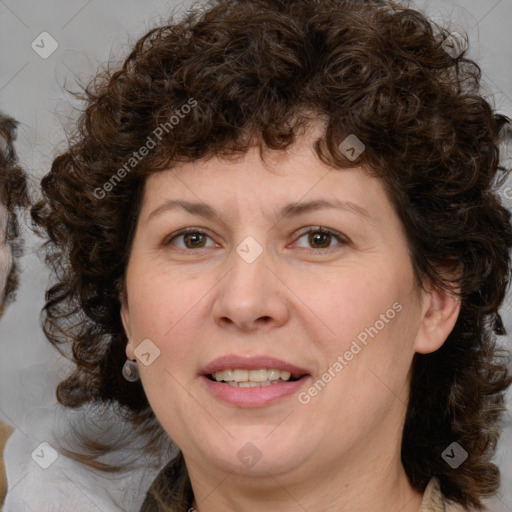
[204,432,305,475]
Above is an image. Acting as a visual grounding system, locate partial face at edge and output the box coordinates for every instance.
[0,204,12,302]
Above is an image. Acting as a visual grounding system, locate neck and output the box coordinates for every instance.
[186,443,423,512]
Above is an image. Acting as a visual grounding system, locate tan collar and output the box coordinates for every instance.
[420,477,469,512]
[419,478,446,511]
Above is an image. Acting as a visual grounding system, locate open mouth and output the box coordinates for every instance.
[206,368,307,387]
[201,365,312,406]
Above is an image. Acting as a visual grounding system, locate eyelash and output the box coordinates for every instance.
[164,226,349,252]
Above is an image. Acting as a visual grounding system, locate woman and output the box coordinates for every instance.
[0,113,29,510]
[29,0,512,510]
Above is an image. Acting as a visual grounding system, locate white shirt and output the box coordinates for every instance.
[3,402,171,512]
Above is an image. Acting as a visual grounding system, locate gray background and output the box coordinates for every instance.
[0,0,511,510]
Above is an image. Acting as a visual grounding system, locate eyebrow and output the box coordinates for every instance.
[146,198,373,225]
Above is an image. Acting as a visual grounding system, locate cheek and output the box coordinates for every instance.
[301,269,404,342]
[303,266,418,377]
[125,264,212,357]
[126,265,174,333]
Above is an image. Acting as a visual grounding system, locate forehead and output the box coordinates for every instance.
[143,120,371,196]
[138,116,401,231]
[139,155,399,245]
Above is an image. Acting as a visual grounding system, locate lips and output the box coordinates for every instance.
[199,355,312,407]
[200,355,310,379]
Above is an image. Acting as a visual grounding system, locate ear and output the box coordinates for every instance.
[120,298,136,360]
[414,280,461,354]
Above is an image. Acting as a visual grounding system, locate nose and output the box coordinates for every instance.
[211,244,289,333]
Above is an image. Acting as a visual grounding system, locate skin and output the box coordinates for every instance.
[121,121,460,511]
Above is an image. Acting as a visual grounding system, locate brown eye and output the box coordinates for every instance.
[294,227,348,251]
[308,231,331,249]
[165,228,214,250]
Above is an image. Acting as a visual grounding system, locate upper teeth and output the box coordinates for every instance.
[213,368,292,382]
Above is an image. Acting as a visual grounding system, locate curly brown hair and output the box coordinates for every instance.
[31,0,512,509]
[0,113,29,315]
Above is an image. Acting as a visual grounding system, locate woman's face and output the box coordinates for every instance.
[121,122,458,486]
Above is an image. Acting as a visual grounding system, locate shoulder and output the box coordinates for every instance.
[2,409,163,512]
[0,422,14,511]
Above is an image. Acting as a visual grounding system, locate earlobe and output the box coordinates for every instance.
[414,282,461,355]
